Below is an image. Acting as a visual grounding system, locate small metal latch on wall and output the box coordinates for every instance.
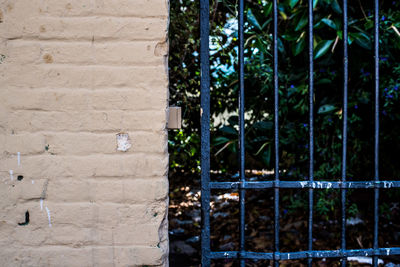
[167,106,182,129]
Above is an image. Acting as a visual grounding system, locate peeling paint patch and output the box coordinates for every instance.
[40,199,43,211]
[116,133,131,152]
[45,206,52,227]
[17,152,21,166]
[9,170,14,181]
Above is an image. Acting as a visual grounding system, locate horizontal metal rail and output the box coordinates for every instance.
[210,180,400,189]
[210,248,400,260]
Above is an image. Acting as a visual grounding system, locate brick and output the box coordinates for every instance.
[39,0,93,17]
[0,14,167,41]
[2,41,165,65]
[0,246,166,267]
[0,247,93,267]
[114,246,165,266]
[93,0,168,18]
[6,110,167,132]
[38,203,162,229]
[0,64,168,89]
[113,224,160,246]
[39,0,168,18]
[0,154,168,179]
[1,88,167,111]
[45,177,168,204]
[0,133,46,155]
[43,132,167,155]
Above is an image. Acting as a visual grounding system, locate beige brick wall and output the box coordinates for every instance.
[0,0,169,266]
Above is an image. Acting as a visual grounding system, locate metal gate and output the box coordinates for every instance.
[200,0,400,266]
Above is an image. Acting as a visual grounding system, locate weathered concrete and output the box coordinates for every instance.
[0,0,169,266]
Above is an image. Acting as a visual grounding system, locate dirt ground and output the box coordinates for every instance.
[168,171,400,267]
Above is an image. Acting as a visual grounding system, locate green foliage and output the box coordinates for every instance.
[169,0,400,216]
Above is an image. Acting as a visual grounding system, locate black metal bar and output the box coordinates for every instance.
[308,0,314,265]
[200,0,211,266]
[210,247,400,260]
[238,0,246,266]
[341,0,349,265]
[273,0,280,264]
[209,180,400,189]
[373,0,380,264]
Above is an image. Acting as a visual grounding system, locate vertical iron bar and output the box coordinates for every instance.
[200,0,211,266]
[341,0,348,265]
[373,0,380,265]
[308,0,314,265]
[273,0,280,265]
[238,0,246,266]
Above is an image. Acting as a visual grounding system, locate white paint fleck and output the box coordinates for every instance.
[384,181,394,188]
[45,206,52,227]
[386,248,390,255]
[300,181,307,188]
[9,170,13,181]
[17,152,21,166]
[40,199,43,211]
[32,180,35,184]
[116,133,131,152]
[326,182,332,189]
[288,254,290,259]
[347,256,383,265]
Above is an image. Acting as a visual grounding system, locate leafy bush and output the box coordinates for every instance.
[169,0,400,217]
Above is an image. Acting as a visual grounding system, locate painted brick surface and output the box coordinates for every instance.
[0,0,169,266]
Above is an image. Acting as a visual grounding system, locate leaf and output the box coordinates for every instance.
[278,37,286,54]
[247,9,262,30]
[264,2,273,16]
[255,142,270,156]
[318,104,336,114]
[314,39,334,59]
[364,20,374,30]
[295,14,308,32]
[219,126,237,135]
[331,0,342,14]
[228,115,238,126]
[315,78,332,85]
[213,136,230,146]
[289,0,300,9]
[321,18,337,30]
[279,11,288,20]
[253,121,273,130]
[261,18,272,30]
[350,32,372,50]
[314,20,324,29]
[293,38,306,56]
[313,0,319,9]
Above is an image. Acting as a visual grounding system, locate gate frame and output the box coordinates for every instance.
[200,0,400,266]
